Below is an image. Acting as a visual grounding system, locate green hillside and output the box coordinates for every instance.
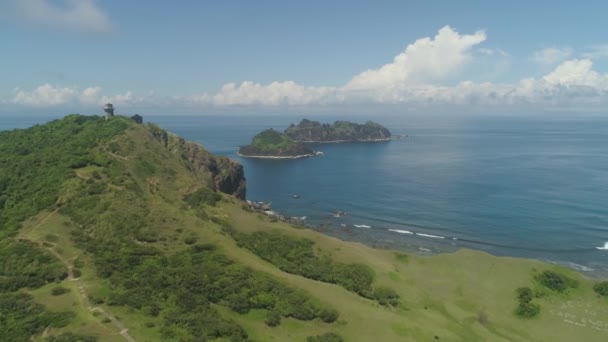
[1,115,608,342]
[238,129,315,157]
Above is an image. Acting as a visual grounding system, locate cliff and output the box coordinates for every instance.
[238,128,316,158]
[150,124,246,199]
[285,119,392,142]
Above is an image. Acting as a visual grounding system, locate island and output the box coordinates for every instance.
[237,128,321,158]
[284,118,393,142]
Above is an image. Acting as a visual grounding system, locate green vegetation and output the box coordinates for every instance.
[51,286,71,296]
[0,114,128,237]
[535,270,578,292]
[239,128,314,157]
[0,240,67,292]
[285,118,392,142]
[515,287,540,318]
[0,292,74,341]
[228,229,399,305]
[251,129,298,152]
[594,281,608,296]
[2,115,608,341]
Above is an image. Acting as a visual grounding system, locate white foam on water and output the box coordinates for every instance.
[419,247,431,252]
[353,224,371,229]
[596,242,608,250]
[388,229,414,235]
[416,233,445,239]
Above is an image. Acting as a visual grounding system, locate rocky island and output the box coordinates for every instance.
[238,128,320,158]
[285,119,393,142]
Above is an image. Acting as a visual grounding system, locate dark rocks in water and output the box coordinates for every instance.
[284,119,392,142]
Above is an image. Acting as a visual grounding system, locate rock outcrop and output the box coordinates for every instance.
[151,126,246,199]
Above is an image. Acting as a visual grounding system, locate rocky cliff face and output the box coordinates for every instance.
[285,119,391,142]
[151,127,246,199]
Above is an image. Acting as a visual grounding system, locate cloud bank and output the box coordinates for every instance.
[6,26,608,111]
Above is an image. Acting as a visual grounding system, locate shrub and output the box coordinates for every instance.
[516,287,533,304]
[319,308,339,323]
[373,286,400,306]
[183,236,197,245]
[594,281,608,297]
[535,271,578,292]
[51,286,70,296]
[265,310,281,327]
[515,302,540,318]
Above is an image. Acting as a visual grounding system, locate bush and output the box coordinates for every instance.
[51,286,70,296]
[183,236,197,245]
[373,286,400,306]
[516,287,533,304]
[515,302,540,318]
[594,281,608,297]
[319,308,339,323]
[265,310,281,327]
[535,270,578,292]
[307,332,344,342]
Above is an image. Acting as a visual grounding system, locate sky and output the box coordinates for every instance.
[1,0,608,116]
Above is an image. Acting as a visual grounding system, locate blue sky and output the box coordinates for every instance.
[2,0,608,115]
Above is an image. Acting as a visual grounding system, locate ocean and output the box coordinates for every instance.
[3,113,608,276]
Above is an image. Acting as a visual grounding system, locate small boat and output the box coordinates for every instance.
[292,194,301,199]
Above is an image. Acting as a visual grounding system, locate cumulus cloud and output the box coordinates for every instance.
[211,81,337,106]
[13,0,112,32]
[530,47,573,67]
[9,84,141,107]
[7,26,608,111]
[345,26,486,90]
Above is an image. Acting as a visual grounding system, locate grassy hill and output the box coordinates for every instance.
[238,129,314,157]
[2,115,608,341]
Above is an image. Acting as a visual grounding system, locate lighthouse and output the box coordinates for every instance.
[103,103,114,120]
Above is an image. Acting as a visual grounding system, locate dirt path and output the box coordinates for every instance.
[26,238,136,342]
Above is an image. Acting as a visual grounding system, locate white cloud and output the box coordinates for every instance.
[345,26,486,90]
[9,84,141,107]
[211,81,337,106]
[15,0,112,32]
[7,27,608,112]
[530,47,573,67]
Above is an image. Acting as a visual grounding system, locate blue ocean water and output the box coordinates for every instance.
[3,114,608,275]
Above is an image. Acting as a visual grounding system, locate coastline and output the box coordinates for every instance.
[236,151,320,159]
[294,136,405,143]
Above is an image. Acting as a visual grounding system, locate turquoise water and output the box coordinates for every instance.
[3,114,608,275]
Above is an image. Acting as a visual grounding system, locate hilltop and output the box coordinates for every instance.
[1,115,608,342]
[285,119,392,142]
[238,129,318,158]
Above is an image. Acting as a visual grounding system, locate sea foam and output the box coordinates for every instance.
[416,233,445,239]
[354,224,371,229]
[388,229,414,235]
[597,242,608,250]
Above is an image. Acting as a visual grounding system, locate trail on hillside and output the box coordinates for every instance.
[19,235,136,342]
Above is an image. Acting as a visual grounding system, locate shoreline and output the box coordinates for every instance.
[236,152,320,159]
[246,200,608,278]
[295,136,404,144]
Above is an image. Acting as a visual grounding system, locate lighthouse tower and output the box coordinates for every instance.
[103,103,114,120]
